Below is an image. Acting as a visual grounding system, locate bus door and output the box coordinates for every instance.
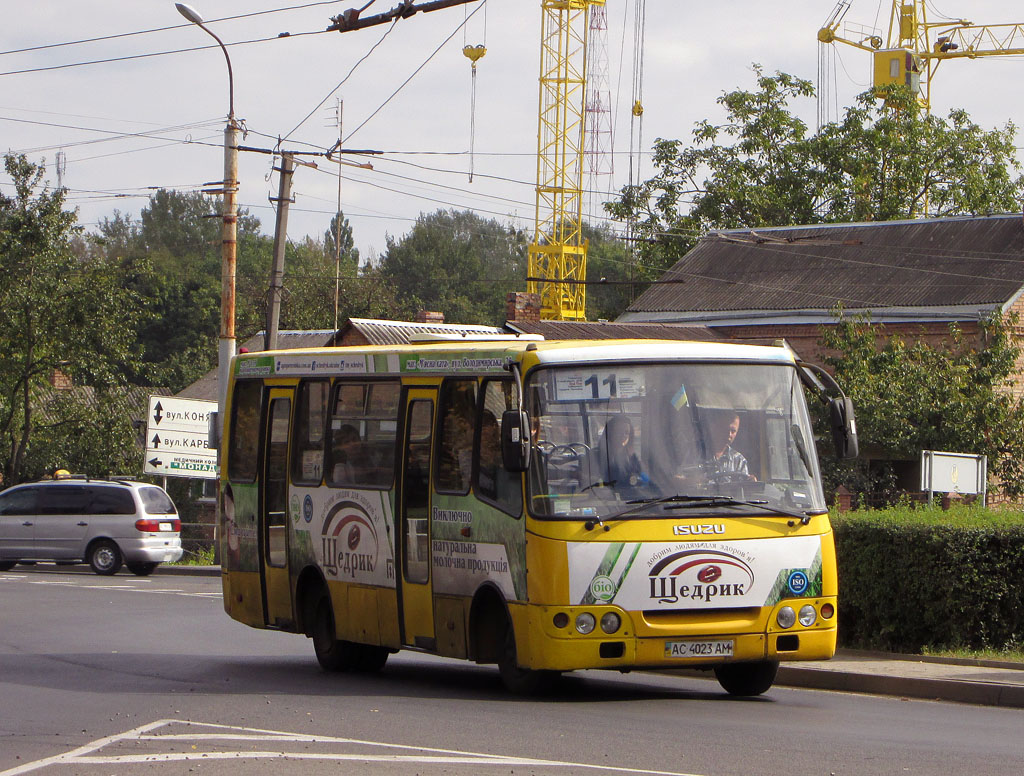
[398,388,436,649]
[260,388,294,628]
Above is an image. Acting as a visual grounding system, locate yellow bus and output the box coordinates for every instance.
[218,334,857,695]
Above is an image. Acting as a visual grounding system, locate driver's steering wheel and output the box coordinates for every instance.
[547,443,589,466]
[706,469,751,488]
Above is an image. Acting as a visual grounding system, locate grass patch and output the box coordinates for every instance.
[921,646,1024,664]
[171,544,215,566]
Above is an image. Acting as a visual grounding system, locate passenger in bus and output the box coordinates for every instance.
[596,415,643,490]
[330,424,361,483]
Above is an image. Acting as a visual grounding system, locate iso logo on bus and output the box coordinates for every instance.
[787,570,809,596]
[590,575,617,602]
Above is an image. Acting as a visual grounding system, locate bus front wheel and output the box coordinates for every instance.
[498,618,558,694]
[714,660,779,696]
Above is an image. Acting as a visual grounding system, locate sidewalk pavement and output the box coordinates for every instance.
[160,564,1024,709]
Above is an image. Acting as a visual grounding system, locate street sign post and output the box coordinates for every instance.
[145,396,218,480]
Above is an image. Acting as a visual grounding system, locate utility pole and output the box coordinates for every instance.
[176,3,241,439]
[334,99,344,334]
[265,152,295,351]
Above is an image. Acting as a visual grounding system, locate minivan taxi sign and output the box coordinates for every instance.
[145,396,218,479]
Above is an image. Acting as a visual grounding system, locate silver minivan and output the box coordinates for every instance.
[0,477,183,575]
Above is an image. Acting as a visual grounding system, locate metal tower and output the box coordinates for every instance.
[528,0,605,321]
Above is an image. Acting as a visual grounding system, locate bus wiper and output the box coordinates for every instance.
[625,493,711,505]
[667,496,812,524]
[608,494,719,521]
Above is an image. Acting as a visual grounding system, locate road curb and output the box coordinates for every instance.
[776,664,1024,708]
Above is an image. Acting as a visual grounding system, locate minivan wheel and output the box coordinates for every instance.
[88,541,123,575]
[126,562,158,576]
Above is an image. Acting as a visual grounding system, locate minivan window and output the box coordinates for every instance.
[89,487,137,515]
[39,486,91,514]
[0,487,40,515]
[139,487,177,515]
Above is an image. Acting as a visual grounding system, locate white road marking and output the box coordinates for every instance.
[0,719,706,776]
[3,575,217,597]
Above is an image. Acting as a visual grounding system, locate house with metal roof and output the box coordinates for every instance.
[618,214,1024,392]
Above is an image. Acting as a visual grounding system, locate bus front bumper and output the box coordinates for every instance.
[516,604,837,672]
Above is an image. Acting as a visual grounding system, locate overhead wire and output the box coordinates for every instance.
[0,0,349,57]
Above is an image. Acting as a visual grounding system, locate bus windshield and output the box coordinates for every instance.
[526,362,826,519]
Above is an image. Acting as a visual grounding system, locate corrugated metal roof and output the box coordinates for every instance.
[344,318,504,346]
[505,320,726,341]
[178,330,338,401]
[627,215,1024,315]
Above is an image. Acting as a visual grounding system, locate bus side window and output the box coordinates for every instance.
[476,379,523,516]
[326,380,401,489]
[435,379,478,494]
[228,380,263,483]
[291,379,329,485]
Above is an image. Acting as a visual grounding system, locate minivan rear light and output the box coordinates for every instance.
[135,518,181,533]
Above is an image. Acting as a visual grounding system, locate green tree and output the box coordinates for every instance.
[582,221,635,321]
[608,67,1024,276]
[0,154,145,483]
[817,311,1024,498]
[377,209,528,325]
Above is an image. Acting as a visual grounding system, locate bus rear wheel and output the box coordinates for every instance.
[311,597,362,672]
[714,660,779,696]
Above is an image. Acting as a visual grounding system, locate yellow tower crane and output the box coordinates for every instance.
[528,0,605,321]
[819,1,1024,112]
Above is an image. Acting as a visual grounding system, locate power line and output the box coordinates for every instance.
[0,1,347,57]
[0,29,325,79]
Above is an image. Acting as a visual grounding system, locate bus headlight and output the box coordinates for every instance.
[575,613,596,634]
[798,604,817,627]
[600,612,621,634]
[777,606,796,629]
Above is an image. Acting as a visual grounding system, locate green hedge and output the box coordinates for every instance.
[832,506,1024,652]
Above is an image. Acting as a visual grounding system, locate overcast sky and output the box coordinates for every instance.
[3,0,1023,262]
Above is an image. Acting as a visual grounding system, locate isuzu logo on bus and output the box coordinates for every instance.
[648,549,755,605]
[673,524,725,536]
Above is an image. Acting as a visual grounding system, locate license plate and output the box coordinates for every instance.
[158,522,173,531]
[664,639,734,659]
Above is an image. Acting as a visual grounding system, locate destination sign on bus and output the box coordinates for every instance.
[554,369,645,401]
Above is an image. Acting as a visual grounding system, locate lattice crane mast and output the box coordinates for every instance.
[528,0,605,321]
[819,1,1024,112]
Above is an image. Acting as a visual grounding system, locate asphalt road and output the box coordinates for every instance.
[1,565,1022,776]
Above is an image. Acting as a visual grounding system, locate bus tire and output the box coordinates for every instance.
[356,645,391,673]
[714,660,779,697]
[311,596,361,672]
[498,617,557,695]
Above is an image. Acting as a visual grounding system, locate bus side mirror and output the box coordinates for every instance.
[501,409,531,472]
[208,411,220,451]
[829,397,858,459]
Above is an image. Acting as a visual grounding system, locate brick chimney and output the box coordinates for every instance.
[506,291,542,323]
[415,310,445,324]
[50,368,73,391]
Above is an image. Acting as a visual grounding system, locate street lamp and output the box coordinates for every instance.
[176,2,239,439]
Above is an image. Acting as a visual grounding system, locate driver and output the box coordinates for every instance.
[704,410,755,481]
